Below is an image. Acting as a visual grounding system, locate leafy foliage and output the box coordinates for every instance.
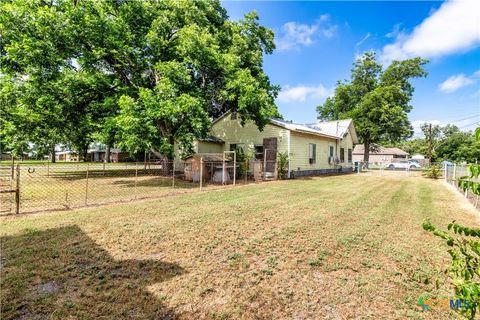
[384,125,480,163]
[422,220,480,319]
[0,0,280,159]
[422,165,442,179]
[422,127,480,319]
[317,52,428,163]
[277,151,289,179]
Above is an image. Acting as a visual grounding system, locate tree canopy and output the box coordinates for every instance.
[0,0,280,160]
[317,52,428,163]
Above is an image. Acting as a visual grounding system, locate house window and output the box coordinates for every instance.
[254,145,264,160]
[329,146,334,158]
[348,148,352,163]
[340,148,345,162]
[309,143,316,164]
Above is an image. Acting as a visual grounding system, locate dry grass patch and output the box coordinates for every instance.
[1,173,478,319]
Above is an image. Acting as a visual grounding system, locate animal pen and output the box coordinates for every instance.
[0,151,275,215]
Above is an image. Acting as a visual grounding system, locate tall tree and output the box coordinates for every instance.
[317,52,428,163]
[1,0,280,159]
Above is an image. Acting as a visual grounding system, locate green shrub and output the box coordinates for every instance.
[422,220,480,319]
[422,165,442,179]
[277,152,289,179]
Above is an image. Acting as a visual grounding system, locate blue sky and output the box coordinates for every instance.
[223,0,480,136]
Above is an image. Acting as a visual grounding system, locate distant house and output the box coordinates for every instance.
[88,147,129,162]
[352,145,409,164]
[176,111,358,178]
[55,150,79,162]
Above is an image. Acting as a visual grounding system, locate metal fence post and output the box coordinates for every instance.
[84,163,89,205]
[200,157,203,191]
[452,163,457,186]
[245,159,248,184]
[135,162,138,200]
[172,160,175,188]
[233,151,236,186]
[222,153,225,185]
[15,164,20,214]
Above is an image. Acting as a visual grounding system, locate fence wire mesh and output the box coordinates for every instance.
[0,153,260,215]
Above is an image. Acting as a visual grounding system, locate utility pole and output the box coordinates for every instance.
[427,123,432,164]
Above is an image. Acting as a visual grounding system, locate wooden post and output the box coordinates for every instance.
[233,151,236,186]
[103,161,106,176]
[84,163,89,205]
[200,157,203,191]
[15,164,20,214]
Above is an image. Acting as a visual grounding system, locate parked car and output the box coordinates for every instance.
[387,160,421,170]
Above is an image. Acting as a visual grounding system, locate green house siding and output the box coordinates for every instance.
[289,131,336,171]
[196,141,223,154]
[210,115,289,153]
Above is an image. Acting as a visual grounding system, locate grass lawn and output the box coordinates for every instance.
[1,173,478,319]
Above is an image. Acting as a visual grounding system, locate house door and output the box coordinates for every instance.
[263,137,277,180]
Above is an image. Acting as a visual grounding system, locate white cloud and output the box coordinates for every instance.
[355,33,371,47]
[438,70,480,93]
[411,120,444,137]
[385,24,401,39]
[380,0,480,64]
[439,74,475,92]
[276,15,337,51]
[277,84,331,103]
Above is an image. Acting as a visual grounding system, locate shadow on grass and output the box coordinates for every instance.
[0,225,185,319]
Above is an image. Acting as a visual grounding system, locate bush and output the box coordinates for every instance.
[423,165,442,179]
[422,220,480,319]
[277,152,289,179]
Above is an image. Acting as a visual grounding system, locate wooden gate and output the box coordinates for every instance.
[263,137,277,180]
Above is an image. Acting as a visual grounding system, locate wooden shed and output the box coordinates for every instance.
[184,153,233,183]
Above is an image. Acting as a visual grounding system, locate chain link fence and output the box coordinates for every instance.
[0,152,268,215]
[444,163,479,208]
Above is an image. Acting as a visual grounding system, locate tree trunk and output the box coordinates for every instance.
[83,149,88,162]
[51,146,56,163]
[105,145,111,163]
[363,140,370,168]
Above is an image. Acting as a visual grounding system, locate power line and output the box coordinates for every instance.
[448,114,479,124]
[458,121,480,129]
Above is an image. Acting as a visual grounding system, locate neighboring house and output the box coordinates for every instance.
[55,150,79,162]
[88,147,129,162]
[180,111,358,178]
[352,145,409,164]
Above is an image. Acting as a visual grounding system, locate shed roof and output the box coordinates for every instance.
[352,145,409,156]
[197,135,224,144]
[185,153,231,162]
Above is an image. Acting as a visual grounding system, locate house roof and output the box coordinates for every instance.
[197,135,224,144]
[352,145,409,156]
[212,111,358,142]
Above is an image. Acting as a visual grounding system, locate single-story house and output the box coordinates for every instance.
[352,145,409,164]
[176,111,358,178]
[55,150,79,162]
[88,148,129,162]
